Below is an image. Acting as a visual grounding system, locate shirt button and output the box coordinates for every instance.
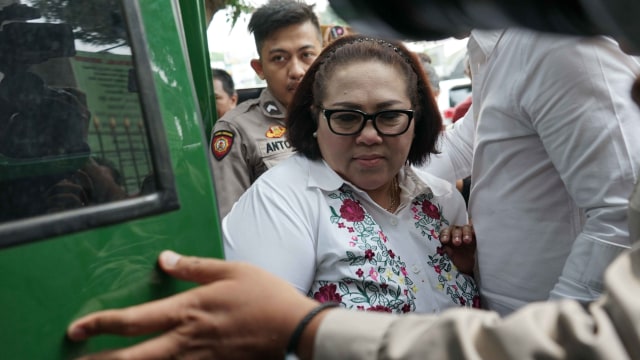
[411,265,420,274]
[390,219,398,226]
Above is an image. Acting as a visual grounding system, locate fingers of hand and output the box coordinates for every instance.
[439,228,451,244]
[158,250,236,285]
[67,295,190,341]
[451,226,463,246]
[462,224,475,245]
[442,225,474,246]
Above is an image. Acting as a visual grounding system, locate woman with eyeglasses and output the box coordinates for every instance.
[222,34,479,313]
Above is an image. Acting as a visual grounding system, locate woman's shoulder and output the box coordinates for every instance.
[228,155,318,219]
[258,153,311,182]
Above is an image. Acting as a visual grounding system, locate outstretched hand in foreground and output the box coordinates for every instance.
[67,251,321,360]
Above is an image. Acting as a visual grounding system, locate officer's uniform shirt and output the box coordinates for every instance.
[209,88,294,218]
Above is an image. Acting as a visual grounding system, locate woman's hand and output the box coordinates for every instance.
[439,224,476,276]
[67,251,320,360]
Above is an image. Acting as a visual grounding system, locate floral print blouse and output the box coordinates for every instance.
[223,154,479,314]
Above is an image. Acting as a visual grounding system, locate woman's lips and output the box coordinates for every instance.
[354,154,384,167]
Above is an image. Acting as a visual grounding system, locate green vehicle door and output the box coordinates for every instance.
[0,0,223,357]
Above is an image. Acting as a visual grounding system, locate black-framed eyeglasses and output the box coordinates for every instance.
[322,108,414,136]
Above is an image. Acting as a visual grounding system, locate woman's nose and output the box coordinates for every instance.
[356,120,383,144]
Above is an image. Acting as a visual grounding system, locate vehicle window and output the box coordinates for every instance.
[449,85,472,108]
[0,1,175,247]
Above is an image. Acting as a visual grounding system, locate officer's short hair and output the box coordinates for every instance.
[248,0,321,57]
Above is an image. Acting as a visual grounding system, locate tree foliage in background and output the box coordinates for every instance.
[205,0,252,26]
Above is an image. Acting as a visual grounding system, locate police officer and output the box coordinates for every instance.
[210,0,323,218]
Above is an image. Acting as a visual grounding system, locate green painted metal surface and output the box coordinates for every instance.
[180,0,217,137]
[0,0,223,357]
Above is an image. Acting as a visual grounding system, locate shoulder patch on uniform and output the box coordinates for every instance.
[265,125,286,138]
[211,130,234,161]
[263,101,282,115]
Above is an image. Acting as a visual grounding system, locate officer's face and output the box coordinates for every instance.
[250,21,322,109]
[316,60,415,196]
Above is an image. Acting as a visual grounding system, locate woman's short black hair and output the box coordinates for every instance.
[287,34,442,166]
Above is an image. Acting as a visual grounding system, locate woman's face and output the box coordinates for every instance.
[317,60,415,192]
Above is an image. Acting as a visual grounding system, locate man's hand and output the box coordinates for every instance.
[67,251,319,360]
[439,224,476,276]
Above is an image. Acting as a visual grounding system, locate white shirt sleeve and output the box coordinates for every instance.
[423,106,475,183]
[222,174,317,294]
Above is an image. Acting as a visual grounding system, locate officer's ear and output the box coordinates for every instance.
[250,59,265,80]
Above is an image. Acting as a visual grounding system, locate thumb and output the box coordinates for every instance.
[158,250,231,285]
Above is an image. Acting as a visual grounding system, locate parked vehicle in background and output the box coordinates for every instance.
[438,77,472,125]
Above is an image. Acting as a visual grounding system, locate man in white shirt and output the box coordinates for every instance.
[426,28,640,315]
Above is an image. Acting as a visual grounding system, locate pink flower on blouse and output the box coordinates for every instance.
[430,228,438,239]
[340,199,366,222]
[434,265,442,274]
[422,200,441,220]
[369,267,379,281]
[401,304,411,313]
[401,266,408,276]
[367,305,393,313]
[356,268,364,278]
[387,249,395,258]
[313,284,342,303]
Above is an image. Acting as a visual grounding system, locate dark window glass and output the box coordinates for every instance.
[0,1,159,228]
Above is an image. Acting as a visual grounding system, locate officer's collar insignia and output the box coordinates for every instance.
[265,125,286,138]
[263,101,282,115]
